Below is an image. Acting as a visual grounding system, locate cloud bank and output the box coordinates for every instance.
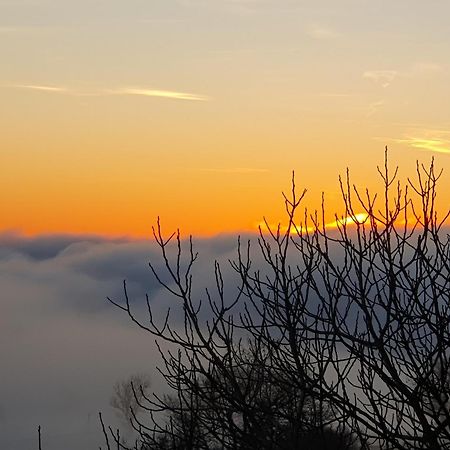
[0,232,241,450]
[4,222,445,449]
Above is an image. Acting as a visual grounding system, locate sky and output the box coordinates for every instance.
[1,1,450,449]
[1,0,450,236]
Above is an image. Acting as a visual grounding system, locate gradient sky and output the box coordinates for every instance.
[1,0,450,236]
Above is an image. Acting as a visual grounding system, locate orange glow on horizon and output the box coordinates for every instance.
[2,1,450,240]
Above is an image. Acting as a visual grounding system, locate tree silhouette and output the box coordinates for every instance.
[107,149,450,450]
[110,373,151,427]
[139,344,354,450]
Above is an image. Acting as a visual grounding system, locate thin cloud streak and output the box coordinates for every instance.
[112,88,210,101]
[9,84,68,93]
[0,26,23,33]
[382,127,450,155]
[396,137,450,154]
[199,167,269,174]
[319,92,354,98]
[367,99,385,117]
[138,18,187,25]
[362,63,445,89]
[0,25,53,33]
[5,84,210,101]
[305,24,339,40]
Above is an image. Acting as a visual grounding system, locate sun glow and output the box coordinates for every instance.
[257,213,370,234]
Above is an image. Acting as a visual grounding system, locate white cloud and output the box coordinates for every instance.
[9,84,68,92]
[384,127,450,154]
[112,87,210,101]
[396,135,450,154]
[363,70,398,88]
[5,84,211,101]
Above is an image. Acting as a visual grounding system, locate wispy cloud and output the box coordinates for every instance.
[367,99,385,117]
[199,167,268,174]
[111,88,210,101]
[178,0,268,15]
[178,0,300,16]
[411,62,444,76]
[385,128,450,154]
[0,0,45,4]
[319,92,354,98]
[396,137,450,154]
[180,0,262,4]
[363,70,398,88]
[0,26,22,33]
[138,18,187,25]
[305,24,339,40]
[363,63,446,89]
[5,84,210,101]
[9,84,68,93]
[0,24,63,34]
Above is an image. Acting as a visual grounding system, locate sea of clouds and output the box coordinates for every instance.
[3,223,445,449]
[0,231,244,450]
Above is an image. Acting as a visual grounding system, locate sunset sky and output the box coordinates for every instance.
[2,3,450,449]
[2,0,450,236]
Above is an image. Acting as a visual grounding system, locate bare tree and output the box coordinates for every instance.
[110,373,151,427]
[108,149,450,449]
